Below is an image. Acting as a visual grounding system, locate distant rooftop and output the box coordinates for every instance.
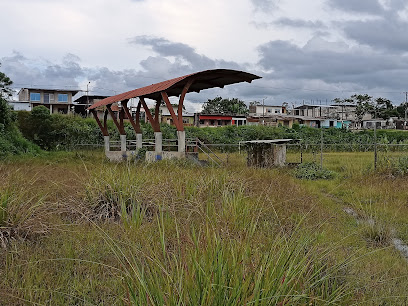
[74,95,110,103]
[294,104,337,109]
[18,87,80,95]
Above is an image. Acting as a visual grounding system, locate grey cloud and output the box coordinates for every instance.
[342,18,408,52]
[129,36,244,73]
[252,18,326,30]
[2,51,81,89]
[273,18,327,29]
[327,0,384,15]
[256,37,408,102]
[327,0,408,52]
[250,0,278,12]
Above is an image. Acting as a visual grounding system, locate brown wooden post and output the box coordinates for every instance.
[107,104,127,153]
[161,92,183,131]
[91,109,110,153]
[140,97,160,132]
[122,100,143,150]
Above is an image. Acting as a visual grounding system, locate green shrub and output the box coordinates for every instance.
[294,162,336,180]
[0,98,40,157]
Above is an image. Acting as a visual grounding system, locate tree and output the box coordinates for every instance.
[202,97,248,114]
[0,63,13,98]
[372,97,397,120]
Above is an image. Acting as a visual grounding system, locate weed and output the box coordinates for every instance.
[294,162,336,180]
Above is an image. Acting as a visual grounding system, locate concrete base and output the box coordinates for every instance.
[154,132,162,154]
[106,151,131,162]
[145,151,186,162]
[105,150,186,163]
[247,144,287,167]
[177,130,186,153]
[120,135,127,152]
[136,133,143,149]
[104,136,110,152]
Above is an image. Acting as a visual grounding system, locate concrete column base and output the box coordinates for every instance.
[120,134,127,152]
[136,133,143,149]
[104,136,110,152]
[177,130,186,153]
[154,132,163,159]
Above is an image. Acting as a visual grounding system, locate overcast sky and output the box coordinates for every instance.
[1,0,408,111]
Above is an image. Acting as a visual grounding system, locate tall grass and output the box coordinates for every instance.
[3,152,408,304]
[82,163,352,305]
[0,167,50,248]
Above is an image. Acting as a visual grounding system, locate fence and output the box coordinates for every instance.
[71,136,408,170]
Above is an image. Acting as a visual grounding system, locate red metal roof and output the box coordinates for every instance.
[87,69,261,110]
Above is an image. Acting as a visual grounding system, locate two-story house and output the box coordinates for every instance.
[17,88,79,114]
[249,104,287,116]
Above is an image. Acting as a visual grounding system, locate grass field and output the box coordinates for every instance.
[1,150,408,305]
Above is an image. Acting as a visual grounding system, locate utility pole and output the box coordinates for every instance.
[86,81,90,108]
[262,97,267,125]
[374,102,377,170]
[404,92,408,130]
[320,128,324,169]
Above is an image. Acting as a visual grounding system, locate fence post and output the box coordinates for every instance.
[374,123,377,170]
[320,128,323,169]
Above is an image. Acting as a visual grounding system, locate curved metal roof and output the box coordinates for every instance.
[87,69,261,110]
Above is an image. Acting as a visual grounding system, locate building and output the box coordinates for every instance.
[7,100,31,111]
[293,104,337,118]
[74,94,110,116]
[17,88,79,114]
[198,114,247,127]
[159,105,195,127]
[249,104,287,116]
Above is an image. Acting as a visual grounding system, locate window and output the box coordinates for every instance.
[58,94,68,102]
[44,93,54,104]
[30,93,41,101]
[275,110,280,113]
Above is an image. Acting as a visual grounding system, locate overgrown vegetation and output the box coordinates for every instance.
[0,98,40,158]
[1,152,408,304]
[294,162,336,180]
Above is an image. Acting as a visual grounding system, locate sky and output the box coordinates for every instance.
[1,0,408,112]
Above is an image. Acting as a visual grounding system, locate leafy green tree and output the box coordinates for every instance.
[352,94,373,123]
[372,97,397,120]
[202,97,248,114]
[396,102,408,119]
[0,68,39,156]
[24,106,54,150]
[0,63,13,98]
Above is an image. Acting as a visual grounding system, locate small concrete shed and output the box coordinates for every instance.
[242,139,298,167]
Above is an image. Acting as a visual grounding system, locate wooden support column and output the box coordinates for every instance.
[140,97,162,155]
[161,79,194,153]
[161,92,183,131]
[122,100,143,149]
[91,109,110,152]
[107,104,127,152]
[140,97,160,132]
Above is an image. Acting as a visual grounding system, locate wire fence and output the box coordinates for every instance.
[71,138,408,170]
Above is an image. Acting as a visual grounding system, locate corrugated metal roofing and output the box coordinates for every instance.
[87,69,261,110]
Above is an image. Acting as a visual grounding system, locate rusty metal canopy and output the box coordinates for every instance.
[87,69,261,110]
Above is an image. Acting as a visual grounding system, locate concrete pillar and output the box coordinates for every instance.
[49,104,53,114]
[120,134,127,152]
[154,132,162,154]
[104,136,110,152]
[136,133,143,149]
[177,130,186,153]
